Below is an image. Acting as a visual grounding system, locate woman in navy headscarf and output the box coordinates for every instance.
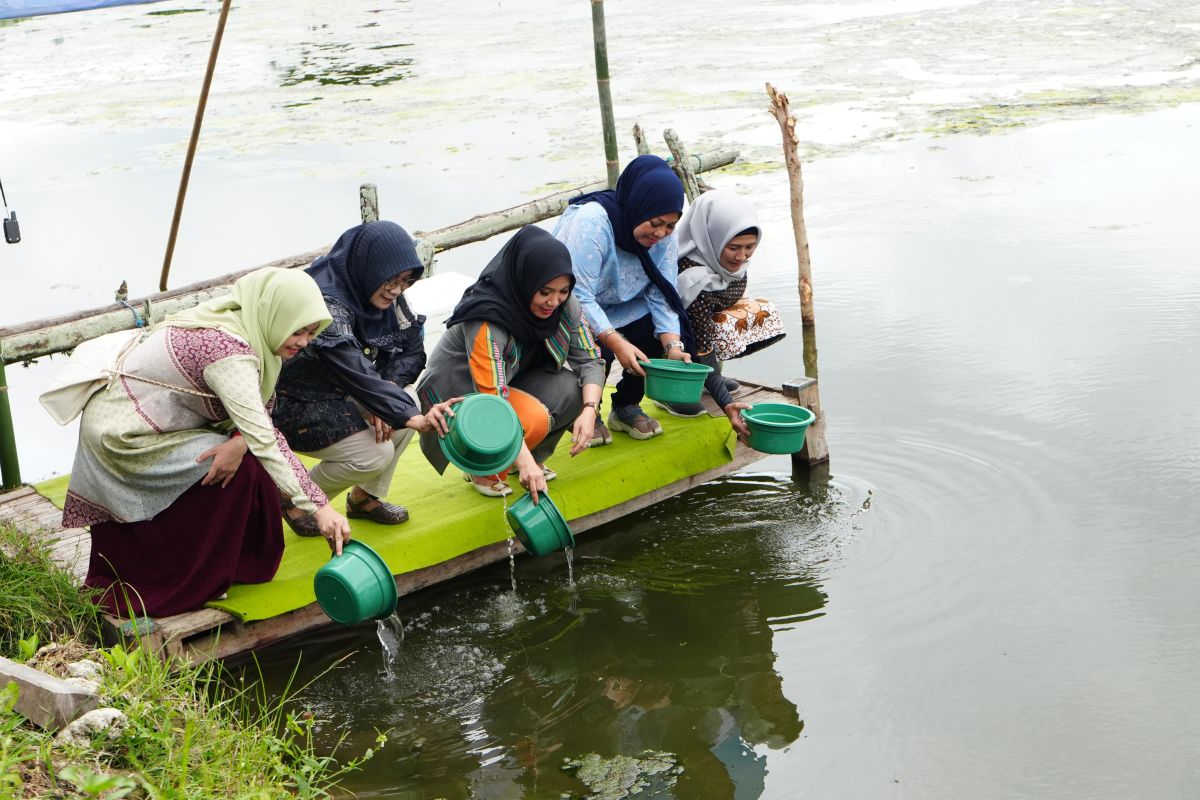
[553,155,749,443]
[273,221,457,533]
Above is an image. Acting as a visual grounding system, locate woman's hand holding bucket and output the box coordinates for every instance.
[725,401,752,440]
[608,335,649,377]
[315,505,351,556]
[514,447,547,504]
[405,396,462,437]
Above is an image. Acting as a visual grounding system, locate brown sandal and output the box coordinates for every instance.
[346,492,409,525]
[281,500,321,537]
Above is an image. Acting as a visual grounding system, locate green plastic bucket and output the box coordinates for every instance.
[741,403,816,454]
[439,393,525,476]
[640,358,714,404]
[313,540,398,624]
[506,492,575,557]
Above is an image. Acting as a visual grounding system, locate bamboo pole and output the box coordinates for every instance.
[590,0,620,188]
[158,0,234,292]
[0,149,738,364]
[0,361,20,489]
[632,123,650,156]
[359,183,379,224]
[663,129,702,202]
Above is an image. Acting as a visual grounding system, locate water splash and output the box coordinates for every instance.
[501,492,517,595]
[375,612,404,680]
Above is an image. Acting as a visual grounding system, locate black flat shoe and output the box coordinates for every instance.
[346,493,409,525]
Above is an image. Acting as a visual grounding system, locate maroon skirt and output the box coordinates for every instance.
[85,454,284,618]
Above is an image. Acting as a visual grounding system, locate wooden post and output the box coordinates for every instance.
[590,0,620,188]
[783,376,828,466]
[0,361,19,489]
[632,123,650,156]
[158,0,234,292]
[663,129,702,202]
[359,183,379,224]
[767,83,814,329]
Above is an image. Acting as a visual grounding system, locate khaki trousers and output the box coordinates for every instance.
[304,392,416,502]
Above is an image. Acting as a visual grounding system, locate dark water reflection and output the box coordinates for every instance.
[251,472,865,798]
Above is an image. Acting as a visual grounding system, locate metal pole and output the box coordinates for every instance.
[590,0,620,188]
[159,0,235,291]
[0,361,21,490]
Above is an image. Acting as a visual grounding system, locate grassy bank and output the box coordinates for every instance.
[0,525,378,798]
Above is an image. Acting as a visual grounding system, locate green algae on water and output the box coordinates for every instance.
[278,41,414,89]
[711,160,783,178]
[924,84,1200,137]
[563,751,681,800]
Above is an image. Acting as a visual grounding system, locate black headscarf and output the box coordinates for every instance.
[568,154,693,350]
[305,221,424,347]
[445,225,575,346]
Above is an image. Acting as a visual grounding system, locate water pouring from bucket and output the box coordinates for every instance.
[506,491,575,558]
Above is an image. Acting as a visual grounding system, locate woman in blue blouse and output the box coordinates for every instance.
[554,155,749,443]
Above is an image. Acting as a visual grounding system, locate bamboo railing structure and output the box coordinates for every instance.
[0,148,736,369]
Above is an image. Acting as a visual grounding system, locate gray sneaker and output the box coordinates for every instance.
[650,399,706,418]
[607,405,663,440]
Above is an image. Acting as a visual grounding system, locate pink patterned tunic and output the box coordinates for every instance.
[64,326,326,528]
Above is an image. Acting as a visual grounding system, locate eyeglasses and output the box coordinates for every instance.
[380,275,414,293]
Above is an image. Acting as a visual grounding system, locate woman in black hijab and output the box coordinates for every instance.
[416,225,605,499]
[273,221,457,532]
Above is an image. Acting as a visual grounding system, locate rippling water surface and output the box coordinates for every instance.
[4,1,1200,798]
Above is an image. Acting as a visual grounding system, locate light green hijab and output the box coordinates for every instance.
[163,267,332,402]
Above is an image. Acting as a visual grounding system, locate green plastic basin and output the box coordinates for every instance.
[439,393,525,476]
[640,358,713,404]
[313,540,398,625]
[741,403,816,454]
[506,492,575,557]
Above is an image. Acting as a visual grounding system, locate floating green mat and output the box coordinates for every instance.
[36,396,736,623]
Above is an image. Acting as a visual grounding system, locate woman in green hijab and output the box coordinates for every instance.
[63,267,351,618]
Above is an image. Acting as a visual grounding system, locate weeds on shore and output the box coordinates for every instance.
[0,527,101,661]
[0,524,380,797]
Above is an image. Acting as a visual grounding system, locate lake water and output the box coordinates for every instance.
[2,1,1199,798]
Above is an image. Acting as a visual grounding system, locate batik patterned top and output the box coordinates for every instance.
[679,256,749,355]
[553,202,681,337]
[63,326,327,528]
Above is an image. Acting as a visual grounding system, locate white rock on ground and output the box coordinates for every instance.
[54,708,127,748]
[67,660,104,683]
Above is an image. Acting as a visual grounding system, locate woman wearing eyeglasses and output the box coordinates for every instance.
[273,221,458,533]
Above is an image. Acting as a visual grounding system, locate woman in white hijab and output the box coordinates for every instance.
[674,190,785,395]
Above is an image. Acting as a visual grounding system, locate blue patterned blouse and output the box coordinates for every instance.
[552,202,681,337]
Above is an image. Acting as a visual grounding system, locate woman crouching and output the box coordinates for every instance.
[64,268,351,618]
[416,225,603,499]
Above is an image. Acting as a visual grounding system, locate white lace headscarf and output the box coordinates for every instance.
[675,190,761,308]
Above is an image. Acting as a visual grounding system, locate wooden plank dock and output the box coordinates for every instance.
[0,377,824,665]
